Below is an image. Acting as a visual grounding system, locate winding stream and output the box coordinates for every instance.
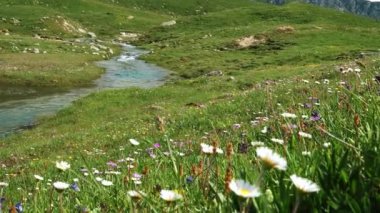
[0,44,168,137]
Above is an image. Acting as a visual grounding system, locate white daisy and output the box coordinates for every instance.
[251,141,265,147]
[229,179,261,198]
[281,112,297,118]
[127,190,145,199]
[53,181,69,191]
[271,138,284,145]
[0,182,8,187]
[129,139,140,146]
[160,190,183,201]
[55,161,70,171]
[101,180,113,186]
[34,175,44,181]
[290,174,320,193]
[298,131,312,139]
[323,142,331,148]
[256,147,287,171]
[200,143,223,154]
[261,126,268,134]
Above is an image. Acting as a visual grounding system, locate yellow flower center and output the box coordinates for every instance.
[239,188,251,196]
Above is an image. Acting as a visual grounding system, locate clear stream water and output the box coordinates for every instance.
[0,44,168,137]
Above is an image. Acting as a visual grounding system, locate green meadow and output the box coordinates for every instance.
[0,0,379,212]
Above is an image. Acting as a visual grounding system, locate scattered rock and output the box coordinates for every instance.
[118,32,141,42]
[33,34,41,39]
[185,102,206,108]
[33,48,40,54]
[78,28,87,33]
[87,32,96,38]
[161,20,176,27]
[206,70,223,77]
[120,32,140,38]
[10,17,20,25]
[1,29,9,35]
[90,45,100,51]
[276,25,295,33]
[235,35,267,49]
[202,33,212,39]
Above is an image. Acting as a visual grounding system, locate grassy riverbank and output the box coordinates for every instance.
[0,0,170,90]
[0,0,380,212]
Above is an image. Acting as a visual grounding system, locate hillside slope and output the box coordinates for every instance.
[269,0,380,19]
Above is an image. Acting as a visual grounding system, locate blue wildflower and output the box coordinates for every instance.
[15,202,23,213]
[186,176,194,184]
[71,183,80,192]
[0,197,5,209]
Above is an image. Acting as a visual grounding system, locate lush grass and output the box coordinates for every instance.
[0,0,170,90]
[0,0,380,212]
[137,2,380,79]
[0,59,379,211]
[100,0,255,15]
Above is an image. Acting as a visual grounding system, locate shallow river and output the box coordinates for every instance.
[0,44,168,137]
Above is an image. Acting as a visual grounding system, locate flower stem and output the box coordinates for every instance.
[292,191,301,213]
[58,192,65,213]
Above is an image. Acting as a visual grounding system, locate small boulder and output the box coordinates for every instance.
[161,20,176,27]
[235,35,267,49]
[10,17,20,25]
[276,25,295,33]
[33,48,40,54]
[87,32,96,38]
[206,70,223,77]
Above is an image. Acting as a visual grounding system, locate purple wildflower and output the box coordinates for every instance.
[232,123,241,129]
[146,148,156,158]
[133,173,142,179]
[106,161,117,168]
[303,103,312,109]
[311,111,321,121]
[238,142,249,154]
[153,143,160,148]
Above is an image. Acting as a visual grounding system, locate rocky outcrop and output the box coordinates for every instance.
[305,0,380,19]
[268,0,380,19]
